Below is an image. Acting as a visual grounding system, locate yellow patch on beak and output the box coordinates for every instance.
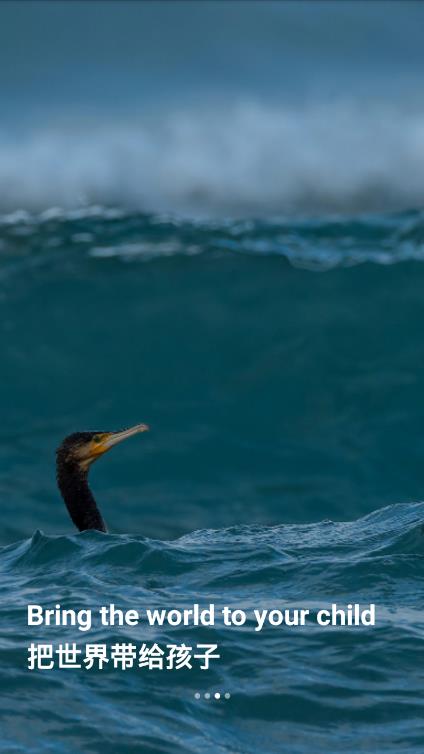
[77,424,149,469]
[88,433,114,459]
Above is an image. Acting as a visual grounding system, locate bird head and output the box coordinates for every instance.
[56,423,149,472]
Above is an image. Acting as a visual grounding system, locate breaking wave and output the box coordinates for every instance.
[2,101,424,217]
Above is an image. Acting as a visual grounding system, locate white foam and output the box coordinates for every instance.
[2,101,424,217]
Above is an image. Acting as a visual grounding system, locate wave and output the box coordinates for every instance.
[2,503,424,752]
[2,101,424,217]
[1,205,424,270]
[2,501,423,576]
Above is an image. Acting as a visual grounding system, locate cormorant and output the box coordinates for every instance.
[56,424,149,532]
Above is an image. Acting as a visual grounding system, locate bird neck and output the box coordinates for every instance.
[56,459,107,533]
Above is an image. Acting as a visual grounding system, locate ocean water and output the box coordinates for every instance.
[1,208,424,752]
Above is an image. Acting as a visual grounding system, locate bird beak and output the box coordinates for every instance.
[102,423,150,451]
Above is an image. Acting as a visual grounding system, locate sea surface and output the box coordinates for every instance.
[0,208,424,752]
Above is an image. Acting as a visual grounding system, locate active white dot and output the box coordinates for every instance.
[194,692,200,700]
[214,692,221,700]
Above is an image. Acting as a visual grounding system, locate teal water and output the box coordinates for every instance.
[1,209,424,752]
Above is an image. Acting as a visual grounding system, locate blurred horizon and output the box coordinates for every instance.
[1,0,424,217]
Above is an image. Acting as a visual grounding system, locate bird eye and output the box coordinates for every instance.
[93,434,101,443]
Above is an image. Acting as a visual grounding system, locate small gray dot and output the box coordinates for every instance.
[194,692,200,700]
[204,692,210,699]
[224,692,231,699]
